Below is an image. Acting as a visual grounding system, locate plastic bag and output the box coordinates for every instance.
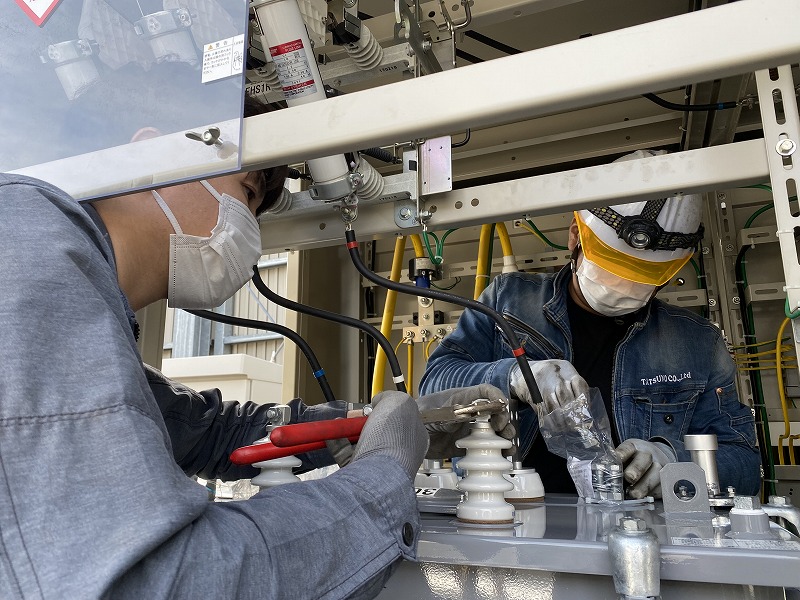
[538,388,623,502]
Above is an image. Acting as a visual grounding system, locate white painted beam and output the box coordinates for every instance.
[260,139,769,251]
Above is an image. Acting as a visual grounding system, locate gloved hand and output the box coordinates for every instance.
[347,391,429,481]
[615,438,677,499]
[417,384,513,459]
[509,359,589,418]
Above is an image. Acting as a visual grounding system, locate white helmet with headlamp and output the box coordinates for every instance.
[573,150,705,316]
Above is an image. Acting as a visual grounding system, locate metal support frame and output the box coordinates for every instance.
[243,0,800,170]
[756,66,800,370]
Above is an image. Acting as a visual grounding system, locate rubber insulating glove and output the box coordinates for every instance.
[509,359,589,418]
[615,438,677,499]
[349,391,429,481]
[417,384,512,459]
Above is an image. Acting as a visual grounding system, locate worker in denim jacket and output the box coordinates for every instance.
[420,151,761,499]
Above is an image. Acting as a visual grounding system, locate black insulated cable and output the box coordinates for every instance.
[250,267,407,393]
[359,147,401,164]
[642,92,738,112]
[451,129,471,148]
[187,310,337,404]
[344,229,545,405]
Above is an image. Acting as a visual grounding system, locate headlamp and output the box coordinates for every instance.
[619,217,663,250]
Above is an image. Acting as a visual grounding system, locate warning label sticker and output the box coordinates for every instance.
[201,34,245,84]
[14,0,63,26]
[269,39,317,100]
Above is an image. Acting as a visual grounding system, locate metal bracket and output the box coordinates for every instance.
[660,462,711,514]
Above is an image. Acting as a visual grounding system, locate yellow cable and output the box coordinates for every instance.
[424,337,437,360]
[372,236,407,398]
[496,222,514,257]
[776,317,793,465]
[409,234,425,259]
[394,338,405,355]
[731,337,786,349]
[733,346,793,359]
[407,341,414,398]
[474,224,493,300]
[518,220,550,248]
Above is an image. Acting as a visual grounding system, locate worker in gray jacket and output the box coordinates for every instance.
[0,166,429,599]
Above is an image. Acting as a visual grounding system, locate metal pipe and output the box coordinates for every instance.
[684,433,720,496]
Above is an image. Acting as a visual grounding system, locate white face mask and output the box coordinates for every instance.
[153,180,262,309]
[575,257,656,317]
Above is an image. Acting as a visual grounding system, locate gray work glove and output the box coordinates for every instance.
[417,384,513,459]
[348,391,429,481]
[615,438,677,499]
[509,359,589,419]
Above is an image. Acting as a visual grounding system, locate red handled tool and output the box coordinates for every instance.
[230,435,361,465]
[230,398,508,466]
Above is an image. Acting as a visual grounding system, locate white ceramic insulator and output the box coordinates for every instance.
[251,454,302,489]
[259,60,282,89]
[504,466,545,501]
[344,26,384,71]
[248,435,301,489]
[355,157,385,201]
[455,417,515,523]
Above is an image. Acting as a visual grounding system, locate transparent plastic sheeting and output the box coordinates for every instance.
[2,0,248,201]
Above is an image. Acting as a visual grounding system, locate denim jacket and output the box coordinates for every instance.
[419,265,761,495]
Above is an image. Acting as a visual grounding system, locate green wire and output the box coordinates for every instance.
[441,229,458,244]
[422,231,442,265]
[745,184,773,193]
[739,252,777,497]
[486,224,496,276]
[525,218,568,250]
[786,298,800,319]
[688,257,703,288]
[744,203,775,229]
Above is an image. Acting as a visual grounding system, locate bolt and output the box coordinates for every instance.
[349,173,363,188]
[733,495,761,510]
[769,495,790,506]
[702,246,710,255]
[398,207,411,220]
[619,517,647,532]
[422,40,432,52]
[418,210,432,222]
[727,486,736,497]
[776,138,797,156]
[732,296,740,305]
[418,297,433,307]
[436,328,446,337]
[712,515,730,528]
[717,193,727,201]
[708,298,717,307]
[420,328,429,337]
[678,485,689,498]
[725,243,735,252]
[422,313,430,321]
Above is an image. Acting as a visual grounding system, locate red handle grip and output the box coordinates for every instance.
[269,416,369,448]
[230,435,361,465]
